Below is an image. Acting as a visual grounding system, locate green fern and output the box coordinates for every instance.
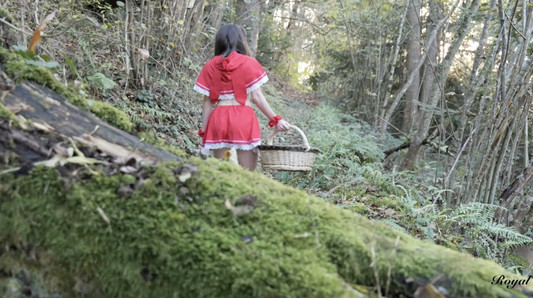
[379,219,408,234]
[87,72,117,91]
[388,187,532,262]
[138,105,175,120]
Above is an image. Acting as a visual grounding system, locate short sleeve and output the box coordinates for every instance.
[244,58,268,93]
[193,61,213,97]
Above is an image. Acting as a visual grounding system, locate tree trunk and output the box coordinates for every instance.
[378,0,409,130]
[402,0,481,170]
[380,0,461,139]
[401,0,443,170]
[235,0,261,56]
[401,0,421,134]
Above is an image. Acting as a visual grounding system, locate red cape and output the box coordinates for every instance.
[194,52,268,105]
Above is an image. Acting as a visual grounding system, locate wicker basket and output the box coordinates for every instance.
[258,125,320,171]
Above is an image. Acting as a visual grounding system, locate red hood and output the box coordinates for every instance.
[214,51,246,82]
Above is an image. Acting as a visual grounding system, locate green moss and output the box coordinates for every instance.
[0,47,133,132]
[369,196,401,209]
[0,159,529,297]
[347,202,366,214]
[139,131,188,158]
[0,102,17,122]
[440,239,461,252]
[88,99,132,131]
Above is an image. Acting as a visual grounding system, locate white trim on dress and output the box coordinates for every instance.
[201,141,261,155]
[193,84,210,96]
[246,75,269,93]
[193,75,269,101]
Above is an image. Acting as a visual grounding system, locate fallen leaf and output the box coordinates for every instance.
[66,156,107,165]
[16,115,29,130]
[413,283,445,298]
[294,232,311,238]
[178,171,192,182]
[38,155,65,167]
[384,208,395,216]
[120,166,137,174]
[137,48,150,61]
[32,121,55,132]
[125,157,137,167]
[241,236,253,244]
[225,199,255,216]
[97,206,111,225]
[177,164,198,182]
[5,103,32,114]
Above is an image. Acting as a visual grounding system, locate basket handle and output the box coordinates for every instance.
[267,124,311,151]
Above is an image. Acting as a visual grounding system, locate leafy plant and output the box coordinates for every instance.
[447,203,532,259]
[12,45,59,69]
[388,187,532,264]
[24,60,59,68]
[87,72,117,92]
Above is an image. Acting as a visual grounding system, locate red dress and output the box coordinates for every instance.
[194,52,268,154]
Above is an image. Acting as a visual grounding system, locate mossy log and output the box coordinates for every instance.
[1,158,532,297]
[0,51,532,298]
[0,80,178,165]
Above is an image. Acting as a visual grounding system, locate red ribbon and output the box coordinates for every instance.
[268,116,282,127]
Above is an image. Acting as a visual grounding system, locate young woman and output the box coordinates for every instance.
[194,24,290,171]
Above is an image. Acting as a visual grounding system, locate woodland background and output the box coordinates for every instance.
[0,0,532,277]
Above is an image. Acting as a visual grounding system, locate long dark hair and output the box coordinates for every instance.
[214,24,251,57]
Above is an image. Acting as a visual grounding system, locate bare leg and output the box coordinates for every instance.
[237,149,258,171]
[213,149,227,159]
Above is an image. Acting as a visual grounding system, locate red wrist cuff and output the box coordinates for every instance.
[198,129,205,137]
[268,116,282,127]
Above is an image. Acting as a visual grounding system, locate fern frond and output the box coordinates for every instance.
[379,219,408,235]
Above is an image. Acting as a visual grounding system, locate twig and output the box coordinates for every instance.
[385,236,400,297]
[97,206,111,225]
[45,17,101,38]
[89,125,100,136]
[503,10,526,39]
[0,17,33,35]
[306,197,321,249]
[0,16,100,39]
[0,167,19,175]
[445,127,476,186]
[43,180,50,195]
[370,240,382,297]
[384,138,431,157]
[68,137,85,158]
[34,0,40,25]
[326,184,343,196]
[375,114,408,138]
[129,138,144,155]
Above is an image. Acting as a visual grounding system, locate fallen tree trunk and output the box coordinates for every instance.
[1,80,179,165]
[1,156,531,297]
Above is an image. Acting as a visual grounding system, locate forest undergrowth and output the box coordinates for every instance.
[258,77,532,273]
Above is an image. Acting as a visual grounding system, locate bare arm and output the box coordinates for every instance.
[251,88,290,131]
[201,96,213,131]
